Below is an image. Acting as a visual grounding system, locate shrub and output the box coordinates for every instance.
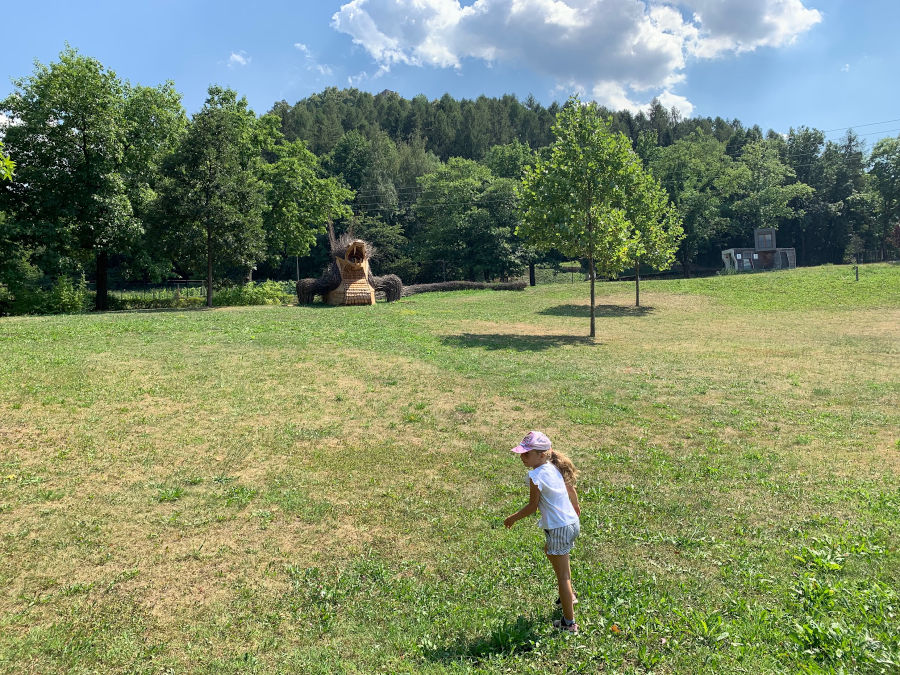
[2,274,89,315]
[212,281,293,307]
[105,290,207,311]
[48,275,89,314]
[401,280,526,296]
[1,279,295,314]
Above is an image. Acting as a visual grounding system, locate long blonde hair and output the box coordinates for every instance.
[548,449,578,487]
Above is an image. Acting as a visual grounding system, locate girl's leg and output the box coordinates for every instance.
[547,553,575,622]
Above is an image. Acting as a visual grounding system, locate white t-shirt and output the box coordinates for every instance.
[527,462,579,530]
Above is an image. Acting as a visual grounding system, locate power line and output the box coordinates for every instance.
[829,126,900,139]
[821,117,900,133]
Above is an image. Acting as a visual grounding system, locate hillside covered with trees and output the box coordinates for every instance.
[2,48,899,314]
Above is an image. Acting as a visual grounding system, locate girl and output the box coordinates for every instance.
[504,431,581,633]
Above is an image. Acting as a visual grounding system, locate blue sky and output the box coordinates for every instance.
[4,1,899,146]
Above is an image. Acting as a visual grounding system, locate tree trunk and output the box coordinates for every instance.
[635,256,641,307]
[94,249,109,311]
[801,227,808,266]
[589,251,595,338]
[529,262,536,287]
[206,223,213,308]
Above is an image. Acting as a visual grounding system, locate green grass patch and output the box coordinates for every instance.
[0,263,897,673]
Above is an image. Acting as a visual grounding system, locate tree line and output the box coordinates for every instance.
[272,85,899,275]
[2,48,899,314]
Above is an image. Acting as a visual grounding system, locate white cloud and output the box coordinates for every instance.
[294,42,335,78]
[348,71,369,86]
[331,0,822,115]
[656,89,694,118]
[228,51,251,68]
[684,0,822,58]
[841,63,850,72]
[348,68,388,87]
[591,81,645,114]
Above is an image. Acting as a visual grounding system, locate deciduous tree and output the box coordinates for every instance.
[519,97,677,335]
[414,158,525,282]
[721,139,813,243]
[624,170,683,306]
[868,136,900,258]
[1,47,185,309]
[651,131,732,277]
[258,119,353,267]
[154,86,266,307]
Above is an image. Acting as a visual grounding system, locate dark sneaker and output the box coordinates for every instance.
[553,618,579,634]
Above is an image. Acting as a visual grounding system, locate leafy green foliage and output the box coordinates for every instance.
[414,158,526,281]
[0,47,186,310]
[259,127,352,264]
[4,48,900,313]
[211,281,293,307]
[651,131,734,275]
[154,86,267,306]
[482,139,535,179]
[0,274,89,315]
[156,486,184,502]
[520,96,681,329]
[0,141,13,181]
[868,136,900,258]
[721,139,814,239]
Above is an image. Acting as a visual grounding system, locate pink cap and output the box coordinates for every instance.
[511,430,552,453]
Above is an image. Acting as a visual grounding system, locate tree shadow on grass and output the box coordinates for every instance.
[421,614,548,664]
[539,303,655,318]
[440,333,596,351]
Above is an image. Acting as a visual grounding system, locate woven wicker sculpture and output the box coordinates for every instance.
[297,225,402,305]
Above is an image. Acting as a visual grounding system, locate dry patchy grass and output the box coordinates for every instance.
[0,264,898,673]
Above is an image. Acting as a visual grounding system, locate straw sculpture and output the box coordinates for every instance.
[297,224,403,305]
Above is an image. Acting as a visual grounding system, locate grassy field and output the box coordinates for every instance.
[0,263,897,674]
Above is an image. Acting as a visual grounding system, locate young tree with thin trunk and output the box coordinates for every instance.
[519,97,675,335]
[624,169,683,306]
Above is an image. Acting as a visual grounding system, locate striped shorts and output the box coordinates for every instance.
[544,521,580,555]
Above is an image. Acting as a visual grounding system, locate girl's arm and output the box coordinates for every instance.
[504,480,541,528]
[567,484,581,517]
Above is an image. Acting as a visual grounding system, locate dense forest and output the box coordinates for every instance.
[271,87,899,273]
[2,49,899,314]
